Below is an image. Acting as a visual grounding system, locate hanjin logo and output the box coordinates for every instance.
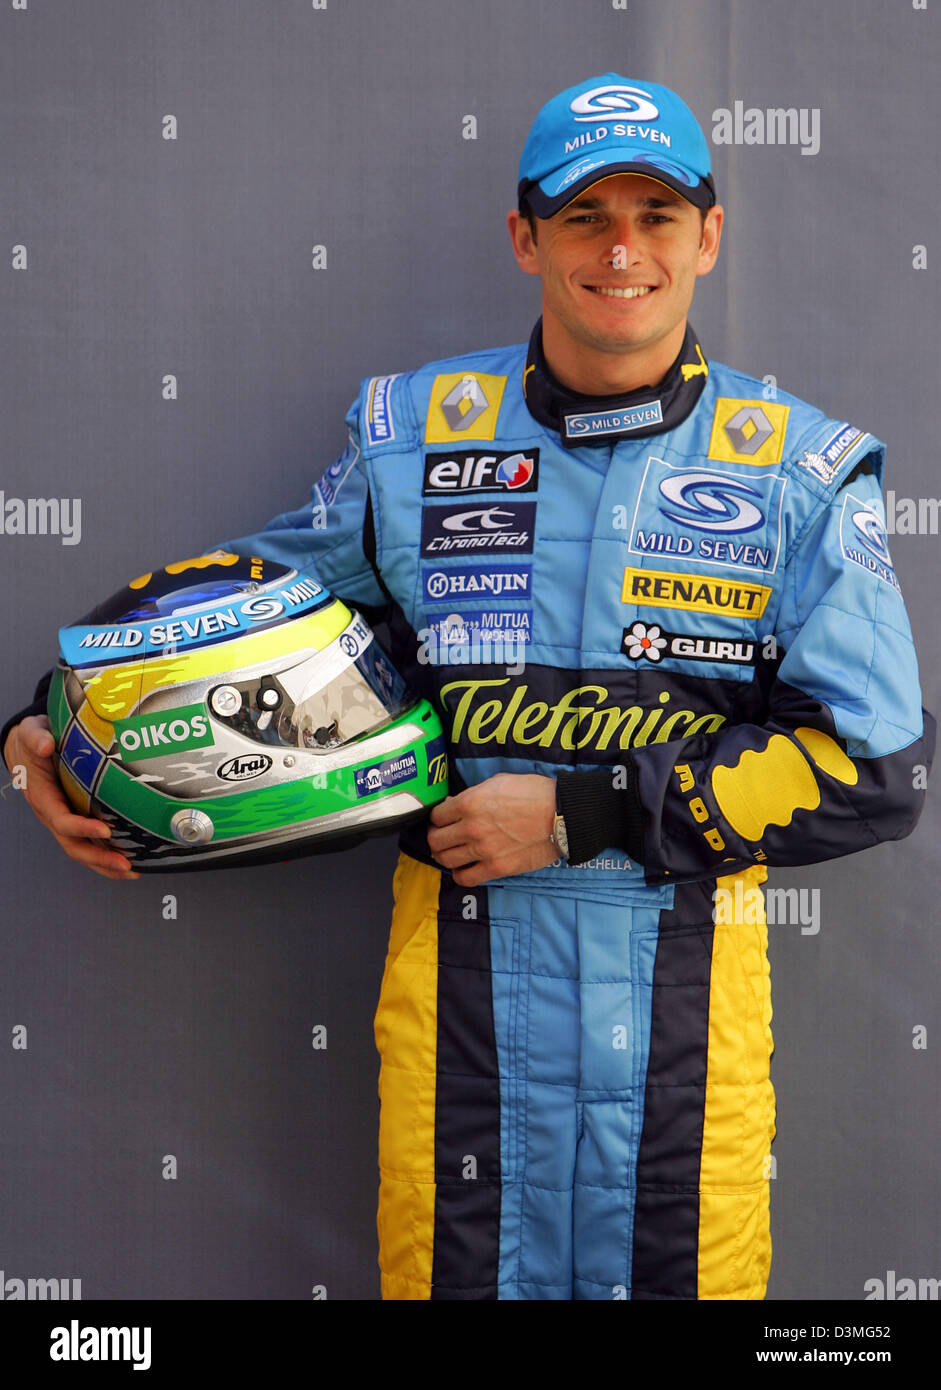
[423,563,531,602]
[571,85,660,123]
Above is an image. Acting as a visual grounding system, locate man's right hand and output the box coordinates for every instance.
[4,716,140,880]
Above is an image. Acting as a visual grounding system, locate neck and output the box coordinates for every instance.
[540,315,687,395]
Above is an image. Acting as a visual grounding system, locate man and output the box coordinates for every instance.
[3,75,933,1300]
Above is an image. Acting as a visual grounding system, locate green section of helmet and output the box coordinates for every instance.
[47,667,70,743]
[94,700,448,843]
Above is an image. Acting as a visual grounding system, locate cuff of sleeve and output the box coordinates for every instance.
[1,670,54,773]
[555,759,646,867]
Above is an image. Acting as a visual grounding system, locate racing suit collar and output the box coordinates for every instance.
[522,318,709,448]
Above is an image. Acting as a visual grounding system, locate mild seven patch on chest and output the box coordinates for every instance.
[625,456,786,575]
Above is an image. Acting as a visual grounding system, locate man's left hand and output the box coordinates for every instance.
[427,772,558,886]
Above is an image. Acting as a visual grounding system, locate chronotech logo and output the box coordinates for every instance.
[438,670,726,760]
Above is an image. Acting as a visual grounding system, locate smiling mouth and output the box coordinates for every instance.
[585,285,655,299]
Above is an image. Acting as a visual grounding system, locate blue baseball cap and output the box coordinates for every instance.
[518,75,716,217]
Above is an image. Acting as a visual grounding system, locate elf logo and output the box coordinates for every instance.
[217,753,272,782]
[423,449,539,495]
[114,703,214,761]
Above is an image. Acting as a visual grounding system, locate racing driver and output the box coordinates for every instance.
[3,75,934,1300]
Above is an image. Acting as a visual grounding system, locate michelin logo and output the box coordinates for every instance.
[796,424,865,486]
[365,375,399,446]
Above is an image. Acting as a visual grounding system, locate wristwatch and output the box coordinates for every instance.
[550,810,569,861]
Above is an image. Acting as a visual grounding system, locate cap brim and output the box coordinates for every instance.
[520,159,715,217]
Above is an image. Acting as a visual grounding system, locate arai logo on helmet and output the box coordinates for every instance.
[570,85,660,124]
[217,753,272,782]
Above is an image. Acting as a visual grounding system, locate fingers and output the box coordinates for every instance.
[8,717,138,877]
[51,828,140,879]
[23,754,113,841]
[428,793,464,828]
[430,844,478,872]
[426,816,470,856]
[19,714,56,759]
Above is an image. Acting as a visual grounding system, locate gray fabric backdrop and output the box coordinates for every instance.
[1,0,938,1301]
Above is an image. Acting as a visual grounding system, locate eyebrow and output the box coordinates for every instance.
[563,193,683,211]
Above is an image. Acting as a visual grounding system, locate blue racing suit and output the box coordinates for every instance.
[3,321,932,1299]
[215,320,933,1299]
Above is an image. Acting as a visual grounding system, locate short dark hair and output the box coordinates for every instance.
[521,199,708,245]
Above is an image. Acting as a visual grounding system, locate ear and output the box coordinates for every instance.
[696,203,723,277]
[507,209,541,277]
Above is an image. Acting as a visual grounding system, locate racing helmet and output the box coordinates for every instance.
[47,551,449,871]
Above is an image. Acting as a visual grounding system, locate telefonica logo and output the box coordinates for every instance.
[712,102,820,156]
[440,676,725,756]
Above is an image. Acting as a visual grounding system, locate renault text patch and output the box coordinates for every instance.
[621,566,772,616]
[708,398,789,465]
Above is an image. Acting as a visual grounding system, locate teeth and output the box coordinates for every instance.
[591,285,653,298]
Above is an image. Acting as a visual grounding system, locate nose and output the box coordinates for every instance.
[603,216,643,269]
